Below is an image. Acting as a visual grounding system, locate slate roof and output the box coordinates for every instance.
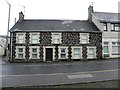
[10,19,101,33]
[93,12,120,23]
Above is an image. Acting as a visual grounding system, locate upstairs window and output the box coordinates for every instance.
[111,24,120,31]
[80,33,89,44]
[17,34,24,43]
[31,33,39,44]
[52,33,61,44]
[103,23,107,31]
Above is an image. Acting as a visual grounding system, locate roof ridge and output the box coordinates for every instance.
[94,11,119,14]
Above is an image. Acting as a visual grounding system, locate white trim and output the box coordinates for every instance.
[58,46,68,59]
[51,33,62,44]
[15,46,25,59]
[79,33,89,44]
[43,46,55,61]
[71,46,82,59]
[87,46,96,59]
[30,33,39,44]
[16,33,25,44]
[91,13,99,20]
[29,46,40,59]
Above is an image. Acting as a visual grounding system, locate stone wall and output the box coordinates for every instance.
[10,32,102,62]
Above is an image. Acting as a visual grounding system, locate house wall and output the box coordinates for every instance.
[92,15,120,58]
[0,36,7,56]
[9,31,102,62]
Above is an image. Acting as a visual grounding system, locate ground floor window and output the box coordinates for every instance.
[72,47,82,59]
[112,42,120,54]
[16,46,25,59]
[103,42,109,54]
[29,46,39,59]
[58,46,68,59]
[87,47,96,59]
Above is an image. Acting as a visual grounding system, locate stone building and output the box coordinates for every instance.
[9,11,102,62]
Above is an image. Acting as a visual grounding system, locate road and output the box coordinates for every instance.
[0,57,119,87]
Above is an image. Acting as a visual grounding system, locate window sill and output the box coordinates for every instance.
[112,53,120,55]
[111,30,120,32]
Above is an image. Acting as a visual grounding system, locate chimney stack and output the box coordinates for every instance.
[19,11,24,22]
[88,5,94,22]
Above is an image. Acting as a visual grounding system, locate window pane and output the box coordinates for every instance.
[18,39,24,43]
[18,48,23,52]
[111,24,114,30]
[18,54,23,58]
[74,48,80,53]
[73,54,80,59]
[89,48,94,53]
[61,48,65,53]
[88,54,94,59]
[32,34,37,39]
[61,54,66,58]
[32,54,37,58]
[31,34,38,43]
[103,23,107,31]
[103,46,109,53]
[18,34,23,39]
[104,42,109,45]
[81,40,87,44]
[88,48,95,59]
[53,34,60,44]
[54,39,60,44]
[32,40,38,43]
[32,48,37,53]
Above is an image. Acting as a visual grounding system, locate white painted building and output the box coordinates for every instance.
[88,6,120,58]
[0,35,6,56]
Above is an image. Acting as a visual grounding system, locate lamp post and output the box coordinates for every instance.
[5,0,11,62]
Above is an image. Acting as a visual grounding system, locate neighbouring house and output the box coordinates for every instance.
[88,6,120,58]
[9,11,102,63]
[0,35,10,56]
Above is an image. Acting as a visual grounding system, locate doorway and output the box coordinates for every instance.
[46,48,53,61]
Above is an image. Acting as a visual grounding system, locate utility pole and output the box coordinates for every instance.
[5,0,11,62]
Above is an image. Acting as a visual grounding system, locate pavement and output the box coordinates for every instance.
[0,56,119,88]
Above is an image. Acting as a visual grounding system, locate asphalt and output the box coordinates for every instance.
[0,56,119,88]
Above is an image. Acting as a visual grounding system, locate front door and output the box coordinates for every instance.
[46,48,53,61]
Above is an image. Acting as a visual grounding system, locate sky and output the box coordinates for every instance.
[0,0,119,35]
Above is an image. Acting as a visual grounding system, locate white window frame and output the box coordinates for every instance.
[111,23,120,31]
[29,46,40,59]
[30,33,39,44]
[87,46,96,59]
[15,46,25,59]
[103,23,107,31]
[52,33,62,44]
[16,33,25,43]
[43,46,55,61]
[103,42,109,54]
[80,33,89,44]
[58,46,68,59]
[71,46,82,59]
[112,42,120,54]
